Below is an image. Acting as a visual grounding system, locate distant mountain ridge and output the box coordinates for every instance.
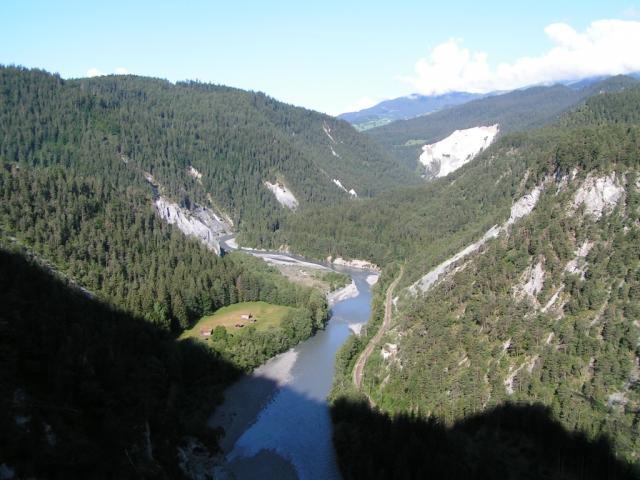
[338,91,487,131]
[367,75,640,169]
[340,73,640,133]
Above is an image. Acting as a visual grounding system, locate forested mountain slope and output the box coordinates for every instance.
[272,122,545,274]
[0,65,415,342]
[331,87,640,473]
[367,76,639,169]
[0,66,352,477]
[274,85,640,281]
[0,66,418,245]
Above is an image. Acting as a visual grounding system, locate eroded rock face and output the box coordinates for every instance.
[504,355,539,395]
[408,225,501,295]
[187,166,203,181]
[154,197,231,255]
[323,121,337,143]
[408,183,543,296]
[508,186,542,224]
[332,178,358,197]
[514,261,545,304]
[264,181,299,210]
[419,124,499,178]
[565,240,593,280]
[573,173,624,219]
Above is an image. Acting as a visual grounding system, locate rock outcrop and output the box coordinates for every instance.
[419,125,499,178]
[154,197,231,255]
[573,173,624,218]
[264,181,299,210]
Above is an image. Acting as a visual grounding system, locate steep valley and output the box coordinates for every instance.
[2,63,640,480]
[0,66,397,476]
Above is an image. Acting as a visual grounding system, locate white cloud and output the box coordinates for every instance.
[399,20,640,95]
[86,67,105,78]
[115,67,129,75]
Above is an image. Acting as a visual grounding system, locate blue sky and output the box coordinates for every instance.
[2,0,639,114]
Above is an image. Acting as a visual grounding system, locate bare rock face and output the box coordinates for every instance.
[513,261,545,304]
[264,181,299,210]
[332,178,358,197]
[154,197,231,255]
[408,182,543,296]
[408,224,501,295]
[187,166,203,181]
[565,240,593,280]
[419,124,499,178]
[508,186,542,224]
[323,121,337,143]
[573,173,624,219]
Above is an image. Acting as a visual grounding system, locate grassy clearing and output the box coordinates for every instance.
[180,301,296,340]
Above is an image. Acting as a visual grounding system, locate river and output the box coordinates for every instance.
[208,237,376,479]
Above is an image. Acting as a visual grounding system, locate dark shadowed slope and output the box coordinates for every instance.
[332,399,638,480]
[0,247,243,478]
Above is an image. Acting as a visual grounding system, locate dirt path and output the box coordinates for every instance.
[353,267,403,395]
